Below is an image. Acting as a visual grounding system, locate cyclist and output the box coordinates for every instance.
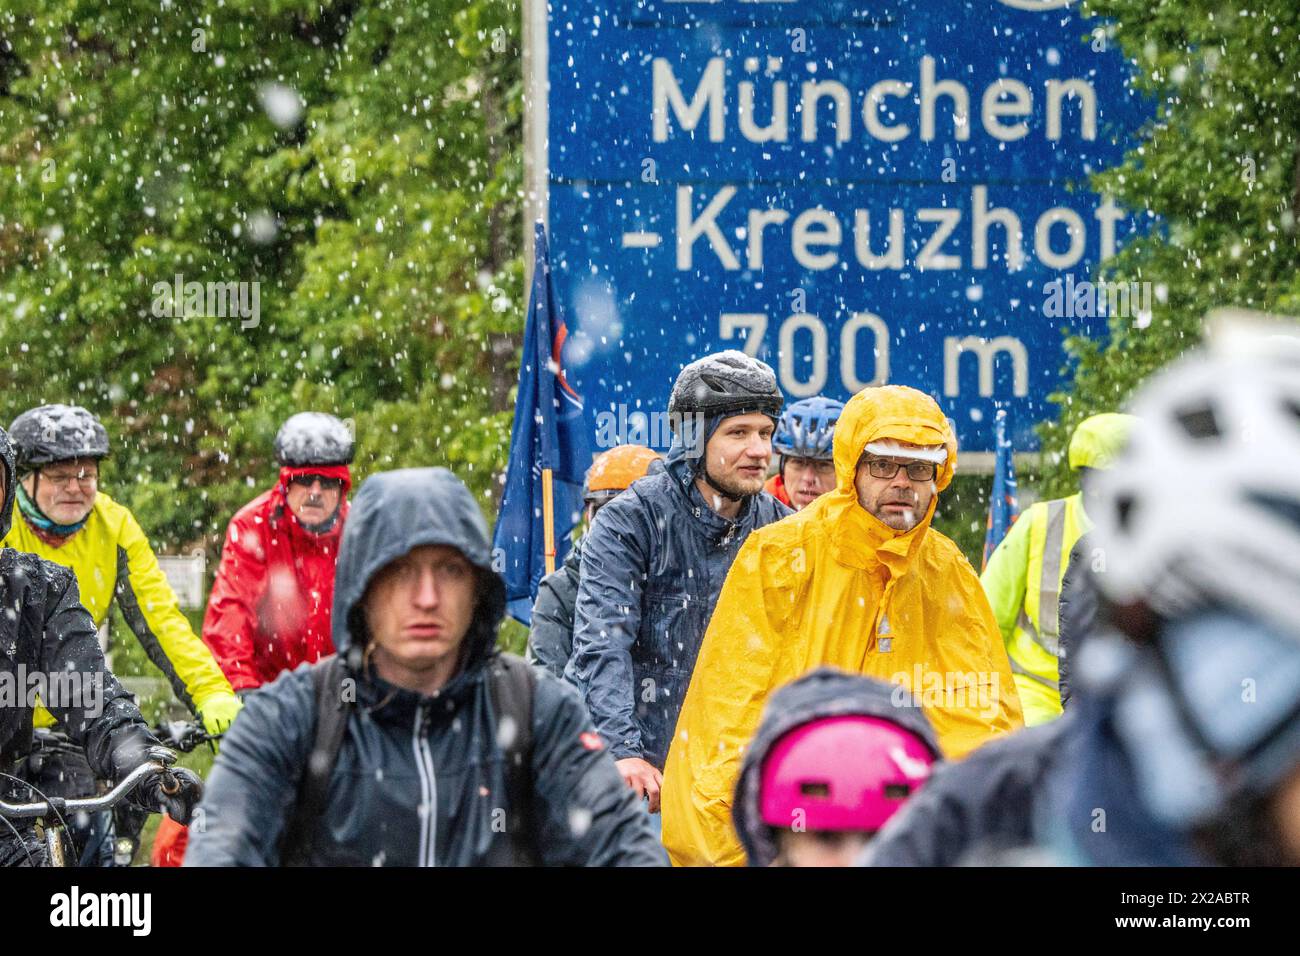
[2,404,237,865]
[0,424,201,866]
[980,413,1136,725]
[186,467,666,866]
[661,384,1023,866]
[526,444,661,679]
[732,668,939,867]
[765,396,843,511]
[565,351,790,817]
[155,411,355,865]
[202,411,354,690]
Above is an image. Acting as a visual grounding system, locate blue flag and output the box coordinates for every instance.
[492,221,591,625]
[982,408,1020,572]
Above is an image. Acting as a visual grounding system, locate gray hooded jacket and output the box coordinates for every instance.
[187,467,666,866]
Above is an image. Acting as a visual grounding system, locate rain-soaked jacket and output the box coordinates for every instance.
[0,429,165,862]
[733,668,941,867]
[526,537,583,679]
[565,427,791,769]
[661,385,1024,866]
[201,472,349,691]
[862,712,1075,866]
[4,491,236,725]
[186,467,666,867]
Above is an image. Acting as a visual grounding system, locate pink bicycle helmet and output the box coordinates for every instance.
[759,715,936,833]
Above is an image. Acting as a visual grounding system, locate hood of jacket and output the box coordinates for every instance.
[732,667,941,866]
[0,427,15,539]
[797,384,956,575]
[331,467,506,676]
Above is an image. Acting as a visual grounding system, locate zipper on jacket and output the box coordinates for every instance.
[412,704,438,866]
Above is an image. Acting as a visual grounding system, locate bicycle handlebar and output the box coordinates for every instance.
[151,720,222,753]
[0,762,172,820]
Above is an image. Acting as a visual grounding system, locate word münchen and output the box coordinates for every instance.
[654,54,1098,147]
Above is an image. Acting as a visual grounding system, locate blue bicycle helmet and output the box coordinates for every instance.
[773,396,844,461]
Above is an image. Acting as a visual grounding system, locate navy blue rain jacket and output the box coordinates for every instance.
[565,419,791,768]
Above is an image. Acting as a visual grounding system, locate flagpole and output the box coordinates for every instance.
[542,467,556,575]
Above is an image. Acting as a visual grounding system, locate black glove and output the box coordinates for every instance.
[135,766,204,826]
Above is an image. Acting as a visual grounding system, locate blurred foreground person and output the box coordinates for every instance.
[865,323,1300,866]
[732,669,939,867]
[0,424,201,866]
[187,467,666,866]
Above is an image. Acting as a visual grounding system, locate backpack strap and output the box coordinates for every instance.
[487,652,538,866]
[280,654,352,867]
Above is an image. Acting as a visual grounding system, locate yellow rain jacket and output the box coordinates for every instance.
[660,385,1023,867]
[5,491,236,727]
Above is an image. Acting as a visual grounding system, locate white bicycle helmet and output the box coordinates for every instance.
[1089,325,1300,644]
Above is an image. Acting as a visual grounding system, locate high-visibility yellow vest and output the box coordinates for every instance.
[980,493,1089,725]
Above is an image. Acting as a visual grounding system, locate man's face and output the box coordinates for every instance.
[363,544,479,673]
[782,456,836,510]
[703,413,774,499]
[285,474,344,525]
[774,829,873,867]
[854,451,938,532]
[23,457,98,525]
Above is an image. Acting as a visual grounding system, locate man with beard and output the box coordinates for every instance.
[565,351,791,821]
[661,384,1023,865]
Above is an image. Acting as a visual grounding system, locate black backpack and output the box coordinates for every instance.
[279,652,538,866]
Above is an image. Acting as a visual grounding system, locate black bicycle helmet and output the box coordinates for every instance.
[9,404,110,472]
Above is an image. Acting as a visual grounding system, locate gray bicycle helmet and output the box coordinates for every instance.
[668,350,783,421]
[9,404,110,472]
[274,412,355,466]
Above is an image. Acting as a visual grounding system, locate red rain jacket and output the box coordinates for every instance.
[201,466,350,691]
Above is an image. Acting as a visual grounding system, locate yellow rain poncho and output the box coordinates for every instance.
[660,385,1024,866]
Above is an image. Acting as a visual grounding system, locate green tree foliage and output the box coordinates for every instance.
[0,0,524,555]
[1039,0,1300,496]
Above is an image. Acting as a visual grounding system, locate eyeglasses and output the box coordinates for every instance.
[862,458,937,482]
[40,467,99,488]
[289,474,344,491]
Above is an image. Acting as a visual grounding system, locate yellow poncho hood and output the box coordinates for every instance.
[660,385,1023,866]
